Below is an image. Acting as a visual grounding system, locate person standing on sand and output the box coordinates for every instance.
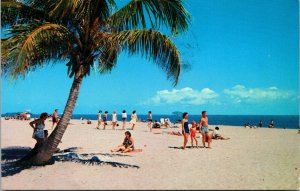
[103,111,108,130]
[112,111,117,130]
[130,110,138,130]
[269,120,274,128]
[121,110,127,130]
[30,112,48,148]
[182,112,189,150]
[259,120,263,128]
[52,109,59,129]
[147,111,153,132]
[190,120,198,148]
[199,111,212,149]
[96,110,102,129]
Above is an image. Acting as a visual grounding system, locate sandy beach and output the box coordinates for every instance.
[1,117,300,190]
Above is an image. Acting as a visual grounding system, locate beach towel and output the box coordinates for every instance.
[130,149,143,153]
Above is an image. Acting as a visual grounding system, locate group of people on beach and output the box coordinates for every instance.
[28,109,60,149]
[181,111,212,149]
[29,109,230,152]
[95,110,139,130]
[244,120,274,128]
[181,111,229,150]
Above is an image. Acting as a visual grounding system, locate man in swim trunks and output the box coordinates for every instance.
[52,109,59,129]
[199,111,212,148]
[147,111,153,132]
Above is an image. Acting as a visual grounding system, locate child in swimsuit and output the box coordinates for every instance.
[190,120,198,148]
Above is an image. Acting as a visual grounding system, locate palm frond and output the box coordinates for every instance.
[102,30,181,85]
[1,0,47,26]
[1,21,73,79]
[96,33,120,73]
[105,0,190,35]
[49,0,114,27]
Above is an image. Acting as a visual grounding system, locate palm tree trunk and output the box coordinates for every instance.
[23,75,83,165]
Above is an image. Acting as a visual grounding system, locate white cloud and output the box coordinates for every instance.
[224,85,295,103]
[146,87,218,105]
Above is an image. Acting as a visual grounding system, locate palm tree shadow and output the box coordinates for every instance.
[2,146,139,177]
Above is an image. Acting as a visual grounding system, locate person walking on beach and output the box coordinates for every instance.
[96,110,102,129]
[130,110,138,130]
[112,111,117,130]
[147,111,153,132]
[121,110,127,130]
[52,109,59,129]
[182,112,189,150]
[199,111,212,149]
[103,111,108,130]
[190,120,198,148]
[259,120,263,128]
[30,112,48,148]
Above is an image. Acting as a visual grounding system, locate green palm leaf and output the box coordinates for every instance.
[49,0,115,27]
[2,22,72,79]
[1,0,46,26]
[99,30,181,85]
[106,0,190,35]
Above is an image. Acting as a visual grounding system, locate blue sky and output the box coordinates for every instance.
[2,0,299,115]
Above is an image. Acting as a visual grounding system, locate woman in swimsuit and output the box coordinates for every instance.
[96,110,102,129]
[29,112,48,148]
[181,112,189,150]
[111,131,135,153]
[130,110,138,130]
[190,120,198,148]
[102,111,108,130]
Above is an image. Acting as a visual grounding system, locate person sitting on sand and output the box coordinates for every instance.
[30,112,48,148]
[213,127,230,140]
[111,131,135,153]
[190,120,198,148]
[152,120,161,128]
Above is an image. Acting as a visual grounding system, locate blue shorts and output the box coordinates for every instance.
[201,126,209,134]
[122,118,126,121]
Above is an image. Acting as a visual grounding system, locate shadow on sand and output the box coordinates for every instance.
[168,146,205,149]
[2,146,139,177]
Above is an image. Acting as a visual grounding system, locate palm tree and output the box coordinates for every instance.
[1,0,190,165]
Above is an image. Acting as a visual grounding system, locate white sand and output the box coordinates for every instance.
[1,118,300,189]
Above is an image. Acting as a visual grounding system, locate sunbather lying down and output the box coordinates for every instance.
[168,131,182,136]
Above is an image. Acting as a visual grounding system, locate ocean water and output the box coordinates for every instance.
[70,114,299,129]
[3,113,298,129]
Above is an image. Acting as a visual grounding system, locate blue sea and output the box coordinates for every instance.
[70,114,299,129]
[2,113,298,129]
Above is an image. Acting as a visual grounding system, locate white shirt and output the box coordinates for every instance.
[213,129,220,136]
[122,113,127,118]
[112,113,117,122]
